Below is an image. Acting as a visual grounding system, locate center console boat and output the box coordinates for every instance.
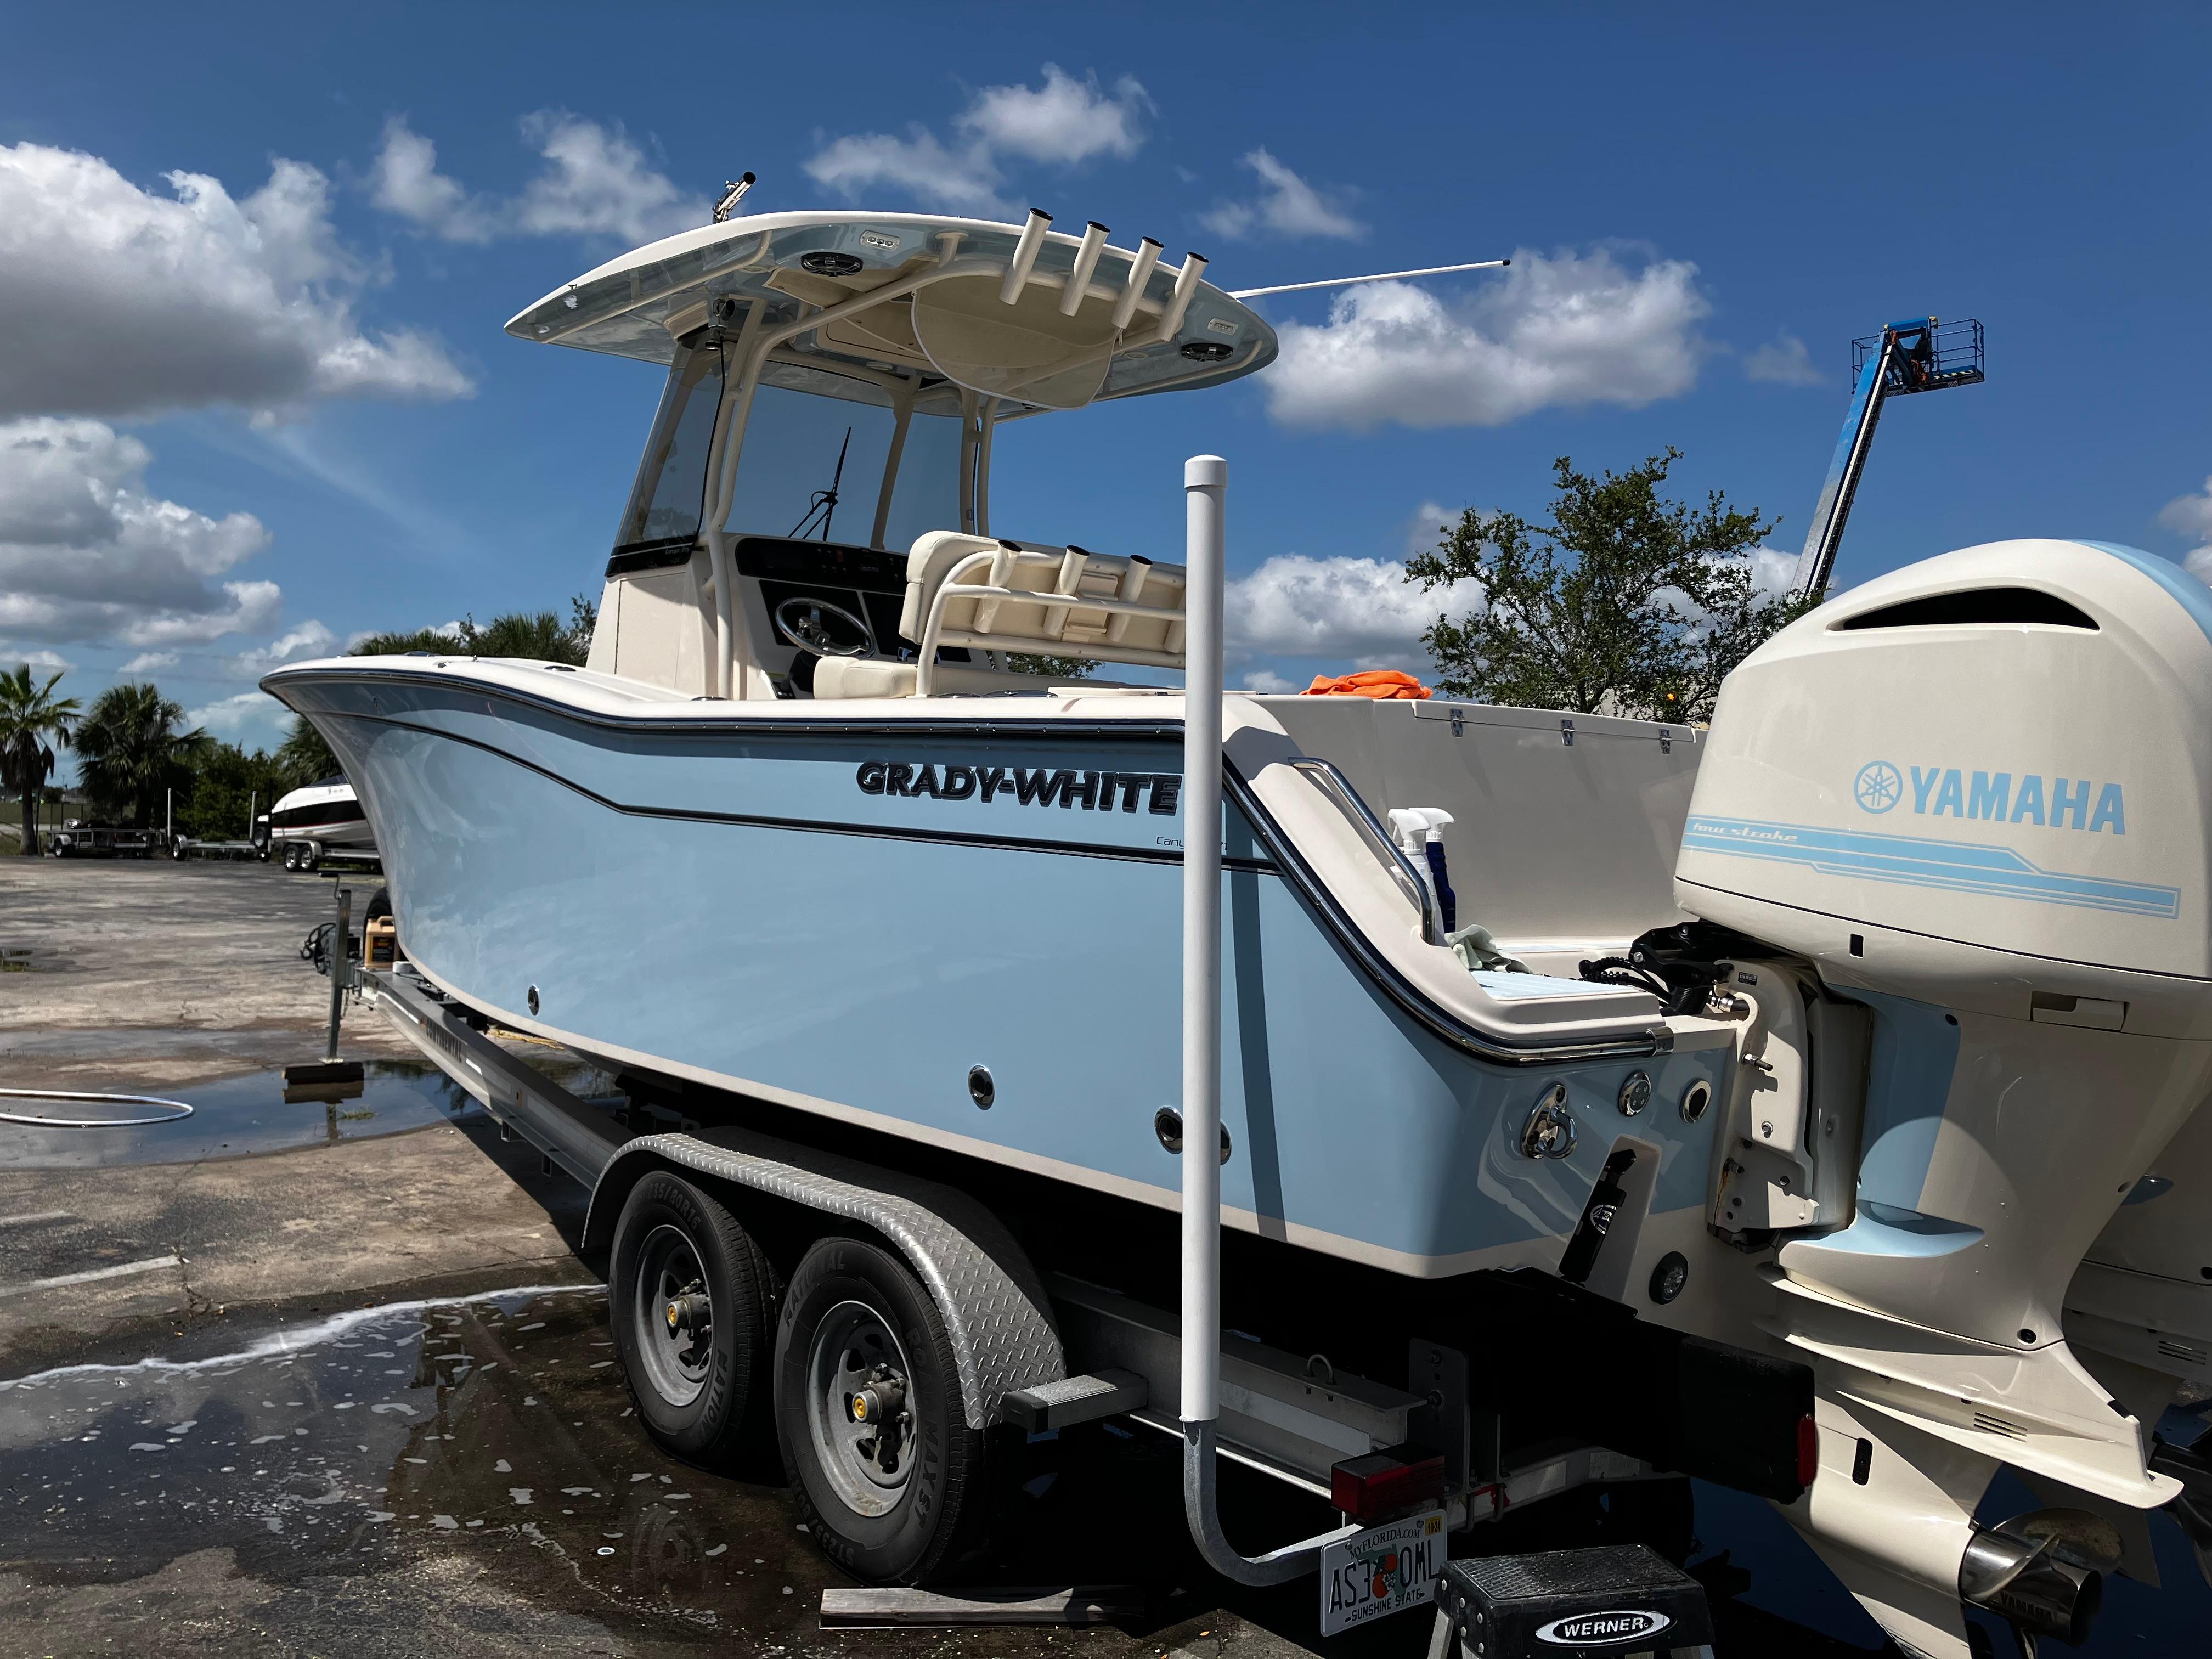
[266,206,2212,1656]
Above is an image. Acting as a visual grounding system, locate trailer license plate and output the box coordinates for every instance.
[1318,1509,1446,1637]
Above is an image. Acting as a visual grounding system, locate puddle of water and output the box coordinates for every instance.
[0,1062,483,1170]
[0,1280,2202,1656]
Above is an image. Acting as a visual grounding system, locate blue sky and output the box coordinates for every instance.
[4,3,2209,757]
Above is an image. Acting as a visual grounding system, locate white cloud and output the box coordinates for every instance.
[1227,554,1483,669]
[0,418,283,646]
[223,619,337,678]
[1745,332,1826,387]
[1406,500,1459,558]
[2161,477,2212,542]
[804,64,1149,217]
[4,647,74,675]
[512,112,710,245]
[1241,668,1298,693]
[0,141,472,421]
[368,115,494,244]
[1262,247,1711,431]
[957,65,1150,165]
[369,112,709,247]
[804,129,1011,218]
[2186,548,2212,585]
[186,689,290,741]
[120,651,178,673]
[1748,545,1798,603]
[1199,149,1364,241]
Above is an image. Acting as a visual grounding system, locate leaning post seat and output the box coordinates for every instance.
[901,532,1189,693]
[807,657,1104,698]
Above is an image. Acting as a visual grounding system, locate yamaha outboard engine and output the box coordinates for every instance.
[1674,538,2212,1658]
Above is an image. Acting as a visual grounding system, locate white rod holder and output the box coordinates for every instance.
[1000,208,1052,305]
[1155,255,1208,343]
[1113,238,1164,331]
[1180,453,1226,1425]
[1062,222,1111,315]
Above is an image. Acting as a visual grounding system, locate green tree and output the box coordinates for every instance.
[1406,449,1813,723]
[0,665,81,854]
[275,716,340,789]
[1003,652,1098,679]
[352,594,600,665]
[177,740,290,842]
[69,683,209,828]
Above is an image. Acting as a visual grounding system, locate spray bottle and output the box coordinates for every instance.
[1386,807,1456,935]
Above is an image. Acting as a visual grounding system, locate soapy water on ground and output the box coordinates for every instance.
[2,1282,2208,1655]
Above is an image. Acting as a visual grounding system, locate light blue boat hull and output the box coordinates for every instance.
[281,673,1727,1276]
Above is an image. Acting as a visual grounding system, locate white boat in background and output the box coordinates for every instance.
[262,203,2212,1654]
[259,776,376,870]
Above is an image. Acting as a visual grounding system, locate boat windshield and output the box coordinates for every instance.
[612,341,724,557]
[725,371,962,552]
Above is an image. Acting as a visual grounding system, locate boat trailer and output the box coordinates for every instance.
[320,458,1804,1645]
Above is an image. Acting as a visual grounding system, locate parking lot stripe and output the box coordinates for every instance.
[0,1211,75,1229]
[0,1255,182,1299]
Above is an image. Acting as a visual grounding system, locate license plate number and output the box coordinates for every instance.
[1318,1509,1447,1636]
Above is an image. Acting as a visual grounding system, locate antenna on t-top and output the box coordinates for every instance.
[713,172,757,224]
[1229,257,1509,300]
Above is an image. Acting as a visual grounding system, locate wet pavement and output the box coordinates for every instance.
[0,859,419,1092]
[0,1060,486,1170]
[8,862,2212,1655]
[8,1279,2205,1657]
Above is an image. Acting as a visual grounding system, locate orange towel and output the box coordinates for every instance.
[1299,669,1433,701]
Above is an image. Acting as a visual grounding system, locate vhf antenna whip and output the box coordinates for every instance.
[791,427,853,541]
[713,172,756,223]
[1229,257,1508,300]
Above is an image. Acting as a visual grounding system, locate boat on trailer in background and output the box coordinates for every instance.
[260,775,377,871]
[266,204,2212,1656]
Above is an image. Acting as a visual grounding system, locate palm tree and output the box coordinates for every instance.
[276,715,340,788]
[68,683,209,830]
[0,665,81,854]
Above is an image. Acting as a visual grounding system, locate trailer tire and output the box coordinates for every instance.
[774,1235,991,1584]
[610,1172,776,1467]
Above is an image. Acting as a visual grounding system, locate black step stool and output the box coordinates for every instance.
[1426,1545,1713,1658]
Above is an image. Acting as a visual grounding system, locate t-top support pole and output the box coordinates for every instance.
[1177,453,1356,1585]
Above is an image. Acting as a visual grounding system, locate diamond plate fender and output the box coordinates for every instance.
[586,1126,1065,1429]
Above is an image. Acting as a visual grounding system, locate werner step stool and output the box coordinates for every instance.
[1425,1545,1714,1658]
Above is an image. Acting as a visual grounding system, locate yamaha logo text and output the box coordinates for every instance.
[1855,760,2125,834]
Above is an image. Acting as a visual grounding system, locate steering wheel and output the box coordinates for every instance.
[772,596,875,657]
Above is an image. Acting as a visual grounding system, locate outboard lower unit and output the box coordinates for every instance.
[1672,537,2212,1657]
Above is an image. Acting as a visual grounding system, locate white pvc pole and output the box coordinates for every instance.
[1180,454,1227,1427]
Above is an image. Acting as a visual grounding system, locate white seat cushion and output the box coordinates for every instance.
[809,656,1102,700]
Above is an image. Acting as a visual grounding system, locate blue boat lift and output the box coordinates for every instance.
[1791,315,1985,599]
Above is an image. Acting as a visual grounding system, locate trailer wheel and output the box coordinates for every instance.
[774,1236,991,1583]
[610,1172,776,1465]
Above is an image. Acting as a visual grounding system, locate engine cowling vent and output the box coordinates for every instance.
[1835,587,2097,631]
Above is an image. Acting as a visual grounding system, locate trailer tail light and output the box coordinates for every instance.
[1331,1449,1446,1521]
[1798,1414,1820,1490]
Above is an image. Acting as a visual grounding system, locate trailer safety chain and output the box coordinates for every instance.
[0,1088,195,1128]
[300,921,363,978]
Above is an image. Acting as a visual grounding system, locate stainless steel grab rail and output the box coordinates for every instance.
[1283,757,1442,945]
